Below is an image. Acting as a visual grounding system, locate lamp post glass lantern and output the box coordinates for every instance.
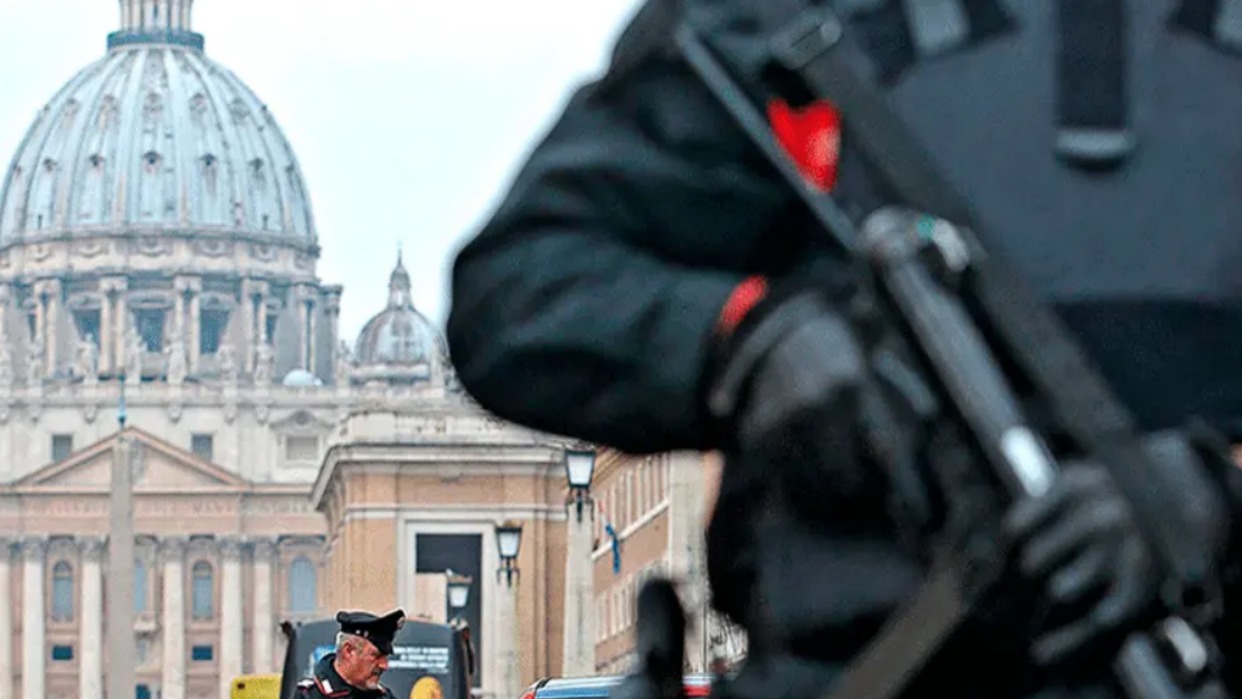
[447,571,472,611]
[564,448,596,490]
[496,523,523,562]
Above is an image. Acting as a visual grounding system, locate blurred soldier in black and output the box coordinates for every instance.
[447,0,1242,696]
[296,610,405,699]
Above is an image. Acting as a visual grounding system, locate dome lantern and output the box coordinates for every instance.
[108,0,205,52]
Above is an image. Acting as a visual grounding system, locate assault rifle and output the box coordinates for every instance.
[674,5,1236,699]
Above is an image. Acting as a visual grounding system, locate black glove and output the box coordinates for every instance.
[705,276,889,519]
[1002,463,1158,669]
[608,579,687,699]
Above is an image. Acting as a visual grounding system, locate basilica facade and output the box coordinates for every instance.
[0,4,724,699]
[0,2,486,699]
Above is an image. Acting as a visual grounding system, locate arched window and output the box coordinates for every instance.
[191,561,213,620]
[134,559,148,613]
[288,556,317,613]
[51,561,74,622]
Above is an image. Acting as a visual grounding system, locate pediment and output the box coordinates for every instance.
[271,408,334,433]
[15,427,246,491]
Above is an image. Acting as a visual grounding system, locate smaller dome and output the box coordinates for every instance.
[354,253,445,379]
[282,369,323,387]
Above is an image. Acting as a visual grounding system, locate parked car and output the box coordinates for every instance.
[519,675,713,699]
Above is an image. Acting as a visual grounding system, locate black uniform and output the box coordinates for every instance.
[296,610,406,699]
[448,0,1242,696]
[294,653,397,699]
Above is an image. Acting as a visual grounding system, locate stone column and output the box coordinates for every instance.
[562,503,596,677]
[240,280,269,373]
[218,537,243,699]
[0,284,12,344]
[668,453,712,671]
[293,286,316,372]
[189,287,201,374]
[21,538,45,699]
[174,277,202,374]
[160,538,187,699]
[0,539,14,699]
[174,288,186,344]
[35,280,62,374]
[103,278,129,376]
[79,538,104,699]
[322,288,342,375]
[250,539,275,674]
[99,290,112,373]
[496,576,521,699]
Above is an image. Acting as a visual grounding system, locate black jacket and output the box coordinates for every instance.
[448,0,1242,453]
[295,653,397,699]
[448,0,1242,695]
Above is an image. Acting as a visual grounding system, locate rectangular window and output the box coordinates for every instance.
[190,433,214,462]
[134,309,165,353]
[51,645,74,661]
[191,645,214,662]
[73,310,102,350]
[51,434,73,463]
[285,435,319,462]
[199,309,229,355]
[136,637,151,665]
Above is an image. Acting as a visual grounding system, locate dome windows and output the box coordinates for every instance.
[98,96,119,129]
[143,91,163,120]
[142,151,162,172]
[189,92,208,122]
[0,45,318,243]
[229,98,250,123]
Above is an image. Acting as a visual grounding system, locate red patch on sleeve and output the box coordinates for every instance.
[767,99,841,191]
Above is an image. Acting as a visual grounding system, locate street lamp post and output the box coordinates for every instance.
[564,448,596,523]
[446,570,472,623]
[494,522,523,699]
[495,522,522,587]
[561,446,597,677]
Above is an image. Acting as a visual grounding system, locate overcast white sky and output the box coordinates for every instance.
[0,0,644,343]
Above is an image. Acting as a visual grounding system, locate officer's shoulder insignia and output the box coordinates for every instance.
[295,679,315,695]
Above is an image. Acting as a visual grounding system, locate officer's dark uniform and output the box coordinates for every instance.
[295,611,405,699]
[447,0,1242,697]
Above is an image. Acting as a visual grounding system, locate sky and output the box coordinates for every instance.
[0,0,645,343]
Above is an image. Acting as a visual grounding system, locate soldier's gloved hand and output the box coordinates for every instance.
[1002,463,1158,668]
[705,272,885,516]
[608,579,687,699]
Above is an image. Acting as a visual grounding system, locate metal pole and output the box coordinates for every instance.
[107,381,135,699]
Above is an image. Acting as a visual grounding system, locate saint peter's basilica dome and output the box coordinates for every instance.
[0,0,335,385]
[0,0,315,245]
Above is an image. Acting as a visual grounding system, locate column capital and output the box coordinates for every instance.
[100,276,129,295]
[32,278,62,297]
[173,276,203,294]
[218,536,244,560]
[242,279,271,299]
[79,537,105,563]
[159,537,187,562]
[249,537,277,560]
[20,536,45,560]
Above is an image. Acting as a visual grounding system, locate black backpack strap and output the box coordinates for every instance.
[841,0,1014,83]
[1055,0,1135,168]
[1172,0,1242,53]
